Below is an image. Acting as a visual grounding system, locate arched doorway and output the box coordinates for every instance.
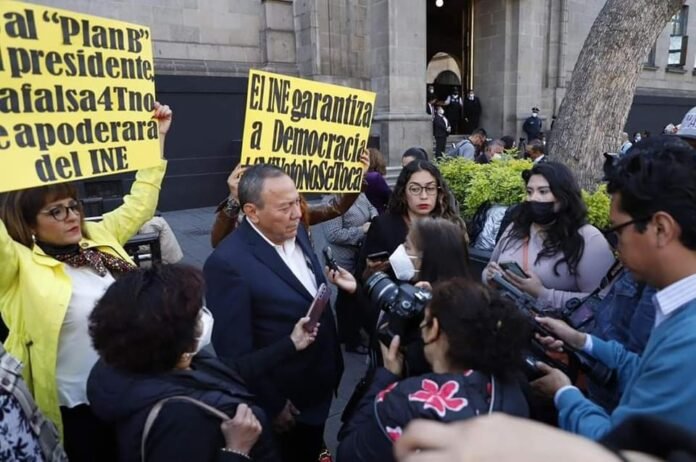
[427,0,473,134]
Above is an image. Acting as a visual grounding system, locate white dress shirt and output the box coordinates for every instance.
[247,218,318,297]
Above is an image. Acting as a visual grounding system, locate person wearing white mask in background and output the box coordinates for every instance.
[463,89,483,133]
[87,265,317,462]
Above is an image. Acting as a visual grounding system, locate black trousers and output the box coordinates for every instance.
[435,136,447,159]
[277,422,325,462]
[61,404,118,462]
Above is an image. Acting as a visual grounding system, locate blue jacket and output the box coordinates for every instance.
[589,270,656,410]
[203,220,343,424]
[557,300,696,440]
[593,270,656,354]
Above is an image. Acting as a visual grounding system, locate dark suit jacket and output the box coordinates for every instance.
[203,220,343,424]
[433,114,449,139]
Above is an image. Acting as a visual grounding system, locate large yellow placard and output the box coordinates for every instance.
[0,1,159,193]
[241,70,376,193]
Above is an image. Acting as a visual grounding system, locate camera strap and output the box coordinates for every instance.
[522,240,529,273]
[487,375,496,414]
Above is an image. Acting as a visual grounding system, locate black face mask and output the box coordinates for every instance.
[524,201,558,225]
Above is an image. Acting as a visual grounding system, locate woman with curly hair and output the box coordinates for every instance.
[484,161,615,310]
[87,264,316,461]
[336,278,530,462]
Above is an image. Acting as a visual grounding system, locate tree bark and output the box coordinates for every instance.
[547,0,683,190]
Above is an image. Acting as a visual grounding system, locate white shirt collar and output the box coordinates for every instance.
[246,217,296,254]
[653,273,696,327]
[533,155,545,163]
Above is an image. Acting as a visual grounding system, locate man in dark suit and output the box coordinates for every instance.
[204,165,343,462]
[463,89,482,133]
[433,106,450,159]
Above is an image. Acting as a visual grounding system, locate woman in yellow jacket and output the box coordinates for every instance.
[0,103,172,462]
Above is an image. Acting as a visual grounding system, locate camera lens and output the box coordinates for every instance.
[365,272,398,312]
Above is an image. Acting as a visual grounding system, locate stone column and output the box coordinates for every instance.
[369,0,431,166]
[474,0,546,139]
[261,0,298,75]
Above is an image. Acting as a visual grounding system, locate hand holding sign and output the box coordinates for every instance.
[0,1,159,193]
[241,70,376,194]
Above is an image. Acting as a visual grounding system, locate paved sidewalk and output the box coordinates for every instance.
[161,206,368,453]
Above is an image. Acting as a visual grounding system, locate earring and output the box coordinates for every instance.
[31,234,36,243]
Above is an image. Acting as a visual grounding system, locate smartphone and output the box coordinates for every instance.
[366,251,390,261]
[500,261,529,278]
[305,283,330,332]
[323,247,339,272]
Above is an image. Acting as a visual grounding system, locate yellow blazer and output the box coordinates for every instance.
[0,161,167,435]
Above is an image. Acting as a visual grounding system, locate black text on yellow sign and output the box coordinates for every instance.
[0,1,160,193]
[241,70,376,193]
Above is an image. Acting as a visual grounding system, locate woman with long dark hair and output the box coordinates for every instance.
[484,161,614,310]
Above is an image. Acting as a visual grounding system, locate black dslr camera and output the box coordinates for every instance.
[365,272,432,348]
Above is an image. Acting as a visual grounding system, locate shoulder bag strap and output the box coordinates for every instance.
[141,396,231,462]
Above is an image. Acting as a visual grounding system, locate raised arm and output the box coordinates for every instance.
[0,219,20,301]
[95,103,171,245]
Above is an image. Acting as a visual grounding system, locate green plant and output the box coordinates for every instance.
[438,157,611,229]
[582,184,611,230]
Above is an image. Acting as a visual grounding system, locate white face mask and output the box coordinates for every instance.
[389,244,419,281]
[192,307,214,355]
[532,113,538,118]
[468,94,475,100]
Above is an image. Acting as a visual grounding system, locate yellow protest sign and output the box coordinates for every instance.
[0,0,159,193]
[241,70,376,193]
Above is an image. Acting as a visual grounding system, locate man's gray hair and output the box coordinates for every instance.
[238,164,287,208]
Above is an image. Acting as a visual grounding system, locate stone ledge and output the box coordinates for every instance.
[666,66,688,74]
[642,65,659,71]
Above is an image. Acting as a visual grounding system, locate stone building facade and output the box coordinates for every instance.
[30,0,696,210]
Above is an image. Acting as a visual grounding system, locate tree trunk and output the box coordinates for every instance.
[548,0,683,190]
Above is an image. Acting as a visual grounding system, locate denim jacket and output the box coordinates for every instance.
[589,270,656,410]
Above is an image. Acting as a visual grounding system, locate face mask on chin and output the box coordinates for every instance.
[389,244,419,281]
[524,201,558,226]
[191,307,214,355]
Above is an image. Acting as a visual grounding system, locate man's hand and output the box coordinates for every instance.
[227,164,247,201]
[273,400,300,433]
[153,102,172,136]
[535,317,587,351]
[290,317,318,351]
[221,404,262,456]
[530,362,572,398]
[326,265,357,294]
[380,335,404,377]
[363,258,390,280]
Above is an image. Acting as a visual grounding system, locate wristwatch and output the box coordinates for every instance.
[223,198,241,217]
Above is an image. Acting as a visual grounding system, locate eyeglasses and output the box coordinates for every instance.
[603,216,651,243]
[39,202,81,221]
[407,183,440,196]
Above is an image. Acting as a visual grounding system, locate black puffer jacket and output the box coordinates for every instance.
[87,351,280,462]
